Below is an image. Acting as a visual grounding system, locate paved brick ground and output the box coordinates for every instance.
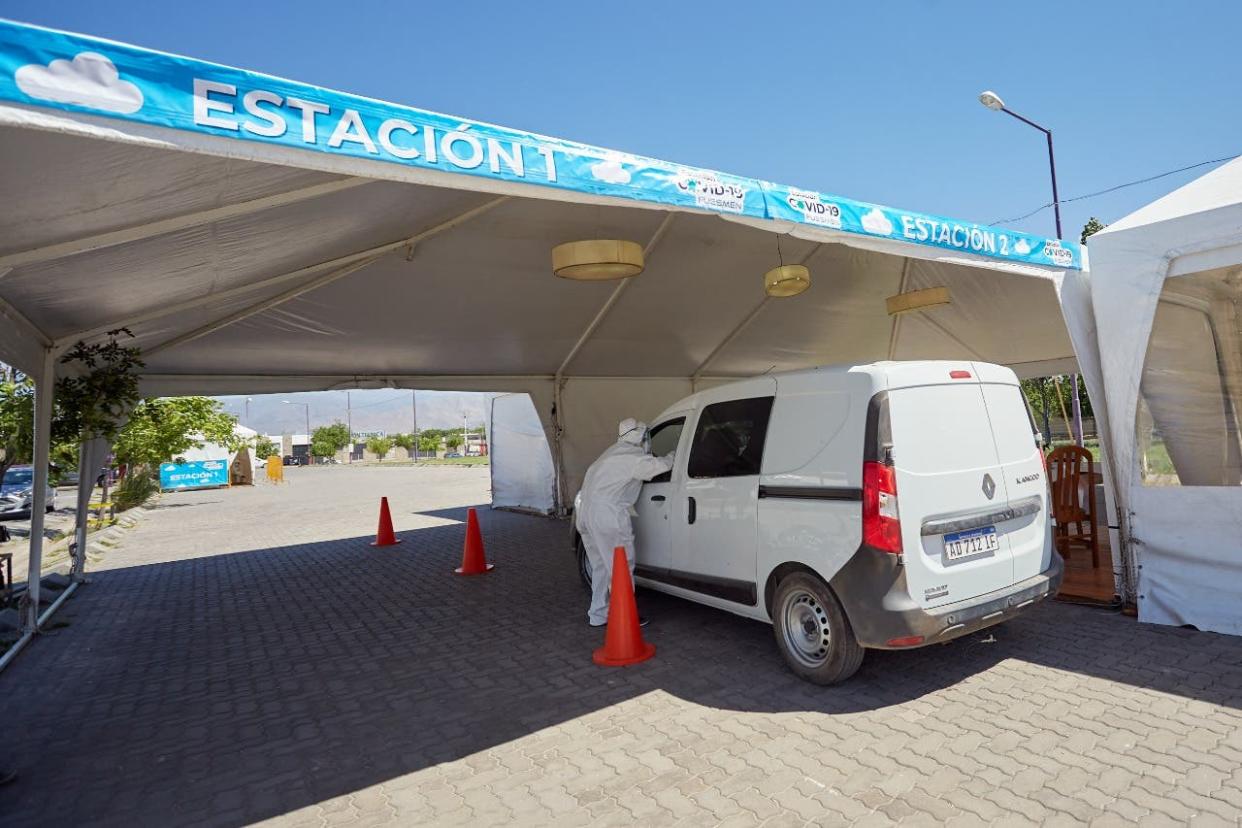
[2,465,1241,827]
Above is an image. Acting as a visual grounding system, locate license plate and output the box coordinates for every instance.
[943,526,998,561]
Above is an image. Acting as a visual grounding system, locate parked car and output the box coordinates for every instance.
[57,466,110,488]
[571,361,1062,685]
[0,465,57,518]
[282,455,304,467]
[444,452,463,459]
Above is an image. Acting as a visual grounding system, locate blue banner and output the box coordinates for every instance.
[159,459,229,491]
[0,19,1080,270]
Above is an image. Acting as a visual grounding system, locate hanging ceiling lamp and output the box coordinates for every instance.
[763,264,811,297]
[886,286,951,315]
[552,240,644,281]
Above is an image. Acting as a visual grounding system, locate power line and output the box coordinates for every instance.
[989,153,1240,227]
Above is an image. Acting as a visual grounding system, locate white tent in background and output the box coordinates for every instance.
[1086,156,1242,635]
[489,394,556,515]
[0,19,1094,636]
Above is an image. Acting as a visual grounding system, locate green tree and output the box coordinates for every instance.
[417,433,439,455]
[0,376,34,484]
[391,432,416,458]
[445,433,463,451]
[366,435,393,461]
[1080,217,1107,245]
[254,435,279,460]
[55,330,143,445]
[311,421,351,459]
[113,397,242,472]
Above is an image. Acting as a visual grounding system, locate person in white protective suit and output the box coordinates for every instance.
[577,418,674,626]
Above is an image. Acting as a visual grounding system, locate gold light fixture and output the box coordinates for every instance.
[886,286,951,315]
[552,240,644,281]
[764,264,811,298]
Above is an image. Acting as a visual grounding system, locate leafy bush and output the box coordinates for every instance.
[113,470,158,511]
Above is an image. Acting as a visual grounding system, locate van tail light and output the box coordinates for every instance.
[949,370,972,379]
[863,460,902,553]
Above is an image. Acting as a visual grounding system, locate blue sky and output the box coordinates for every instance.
[2,0,1236,241]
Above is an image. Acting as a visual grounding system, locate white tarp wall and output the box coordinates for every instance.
[1088,156,1242,635]
[489,393,555,514]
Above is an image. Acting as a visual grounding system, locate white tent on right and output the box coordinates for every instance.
[1087,156,1242,635]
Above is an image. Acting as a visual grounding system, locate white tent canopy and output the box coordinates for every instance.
[0,20,1092,634]
[1086,156,1242,635]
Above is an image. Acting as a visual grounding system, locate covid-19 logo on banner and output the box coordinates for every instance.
[786,190,843,229]
[674,173,747,214]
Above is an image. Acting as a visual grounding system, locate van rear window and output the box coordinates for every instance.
[888,385,997,474]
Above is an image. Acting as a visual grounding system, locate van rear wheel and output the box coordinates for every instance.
[576,537,593,591]
[772,572,864,685]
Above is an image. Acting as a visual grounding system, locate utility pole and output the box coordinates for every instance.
[411,389,419,460]
[346,391,353,463]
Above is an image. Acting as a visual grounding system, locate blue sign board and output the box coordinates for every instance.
[159,459,229,491]
[0,19,1081,270]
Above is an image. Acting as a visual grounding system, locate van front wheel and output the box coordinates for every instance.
[772,572,864,685]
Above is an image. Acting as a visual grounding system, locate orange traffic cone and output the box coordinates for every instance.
[593,546,655,667]
[455,507,494,575]
[370,497,401,547]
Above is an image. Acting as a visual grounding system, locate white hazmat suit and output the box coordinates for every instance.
[576,418,674,626]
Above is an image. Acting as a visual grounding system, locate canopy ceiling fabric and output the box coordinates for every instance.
[1087,156,1242,636]
[0,19,1086,505]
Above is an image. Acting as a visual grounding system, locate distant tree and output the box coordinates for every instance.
[311,421,351,459]
[113,397,242,472]
[391,432,416,458]
[366,435,393,461]
[254,435,279,460]
[417,434,439,455]
[445,434,463,451]
[1080,217,1106,245]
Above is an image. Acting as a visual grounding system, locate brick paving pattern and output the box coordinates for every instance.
[1,465,1240,826]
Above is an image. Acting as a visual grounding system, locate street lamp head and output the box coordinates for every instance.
[978,90,1006,112]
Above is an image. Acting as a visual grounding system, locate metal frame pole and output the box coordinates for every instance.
[23,347,56,632]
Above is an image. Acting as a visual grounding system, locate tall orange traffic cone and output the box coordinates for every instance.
[370,497,401,547]
[593,546,655,667]
[455,507,494,575]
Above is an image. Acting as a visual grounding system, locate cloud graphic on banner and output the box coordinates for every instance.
[860,208,893,236]
[589,154,632,185]
[15,52,143,114]
[1013,238,1032,255]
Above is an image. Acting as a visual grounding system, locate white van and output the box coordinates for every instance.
[572,361,1063,684]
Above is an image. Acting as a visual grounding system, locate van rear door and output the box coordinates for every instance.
[973,362,1052,584]
[886,368,1016,609]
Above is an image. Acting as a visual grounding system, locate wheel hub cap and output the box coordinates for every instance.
[782,590,831,668]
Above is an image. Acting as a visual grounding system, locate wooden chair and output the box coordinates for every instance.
[1046,445,1101,567]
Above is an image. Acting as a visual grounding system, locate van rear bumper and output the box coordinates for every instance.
[831,550,1064,649]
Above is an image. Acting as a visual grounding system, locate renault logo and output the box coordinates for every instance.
[982,473,996,500]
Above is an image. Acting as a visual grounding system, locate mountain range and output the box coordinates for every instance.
[215,390,493,437]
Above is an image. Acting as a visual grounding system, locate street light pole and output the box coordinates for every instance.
[411,390,420,461]
[346,391,353,463]
[980,90,1081,445]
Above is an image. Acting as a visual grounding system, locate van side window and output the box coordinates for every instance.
[688,397,775,478]
[646,418,685,483]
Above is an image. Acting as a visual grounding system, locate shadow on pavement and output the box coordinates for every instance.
[1,505,1239,825]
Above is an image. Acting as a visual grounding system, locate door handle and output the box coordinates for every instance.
[688,496,696,524]
[650,495,666,502]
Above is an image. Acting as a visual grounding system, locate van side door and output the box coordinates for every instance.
[671,393,776,607]
[632,415,689,574]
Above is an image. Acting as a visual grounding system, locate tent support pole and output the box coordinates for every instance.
[23,347,56,633]
[56,196,509,349]
[141,198,509,357]
[549,213,676,514]
[0,178,370,271]
[692,244,825,387]
[887,258,913,360]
